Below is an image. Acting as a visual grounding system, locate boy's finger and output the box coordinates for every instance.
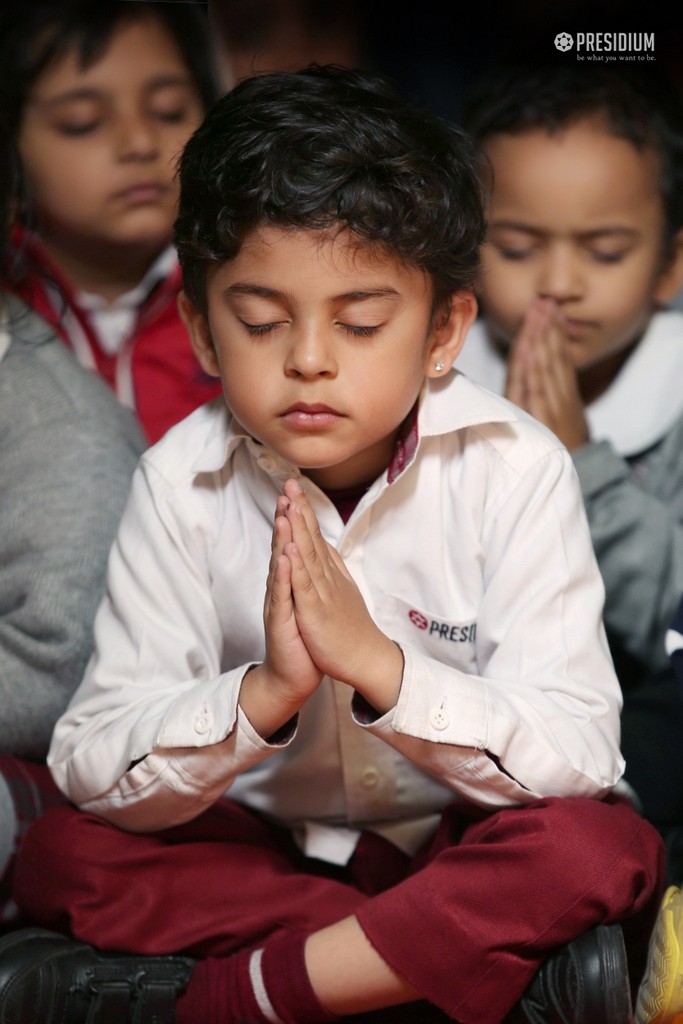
[282,479,329,563]
[517,298,546,347]
[268,514,291,580]
[286,502,330,583]
[264,552,293,627]
[285,541,320,610]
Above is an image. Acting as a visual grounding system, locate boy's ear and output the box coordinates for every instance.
[178,291,221,378]
[425,290,478,378]
[654,230,683,305]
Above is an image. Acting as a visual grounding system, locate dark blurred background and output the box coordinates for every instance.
[207,0,683,124]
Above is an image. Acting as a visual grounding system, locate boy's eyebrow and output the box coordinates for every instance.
[33,75,194,109]
[223,284,401,302]
[489,219,640,241]
[577,227,640,242]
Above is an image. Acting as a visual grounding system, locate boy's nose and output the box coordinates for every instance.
[536,248,583,302]
[284,330,337,379]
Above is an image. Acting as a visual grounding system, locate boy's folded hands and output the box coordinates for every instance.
[250,477,404,736]
[506,298,589,451]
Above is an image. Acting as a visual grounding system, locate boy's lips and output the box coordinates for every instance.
[279,402,345,427]
[557,315,599,333]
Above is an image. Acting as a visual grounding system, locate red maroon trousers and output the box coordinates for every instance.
[14,795,664,1024]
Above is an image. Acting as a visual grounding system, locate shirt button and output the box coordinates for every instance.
[429,708,449,730]
[194,711,212,735]
[360,766,380,789]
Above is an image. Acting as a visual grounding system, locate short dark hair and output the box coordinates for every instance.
[461,59,683,242]
[174,64,484,313]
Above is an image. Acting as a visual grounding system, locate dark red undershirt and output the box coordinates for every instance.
[322,480,373,524]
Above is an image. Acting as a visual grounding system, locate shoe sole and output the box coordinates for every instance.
[593,924,635,1022]
[636,886,683,1024]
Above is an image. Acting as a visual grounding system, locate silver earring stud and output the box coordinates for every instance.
[434,362,445,373]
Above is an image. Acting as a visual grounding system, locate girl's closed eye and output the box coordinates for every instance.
[44,99,104,138]
[56,119,102,137]
[151,106,190,125]
[147,85,200,125]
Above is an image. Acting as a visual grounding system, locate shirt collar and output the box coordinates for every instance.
[587,310,683,456]
[418,368,518,438]
[190,403,251,473]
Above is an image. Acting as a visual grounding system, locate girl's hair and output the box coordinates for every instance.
[175,64,485,314]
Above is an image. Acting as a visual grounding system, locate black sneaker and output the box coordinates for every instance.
[508,923,633,1023]
[0,927,195,1023]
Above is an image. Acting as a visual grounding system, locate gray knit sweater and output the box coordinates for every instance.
[0,295,146,757]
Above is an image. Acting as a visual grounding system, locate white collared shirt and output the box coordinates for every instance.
[49,372,623,861]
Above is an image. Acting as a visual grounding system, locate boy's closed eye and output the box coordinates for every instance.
[487,226,540,261]
[229,288,396,341]
[589,249,629,264]
[240,320,384,338]
[488,227,636,266]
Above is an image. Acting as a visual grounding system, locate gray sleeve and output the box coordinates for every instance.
[0,337,145,758]
[573,435,683,672]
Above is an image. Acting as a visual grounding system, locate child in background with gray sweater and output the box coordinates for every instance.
[0,123,145,925]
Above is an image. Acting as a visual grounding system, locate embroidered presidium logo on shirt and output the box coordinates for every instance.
[408,608,477,643]
[408,610,429,630]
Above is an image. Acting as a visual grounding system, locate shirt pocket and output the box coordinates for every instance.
[375,594,479,674]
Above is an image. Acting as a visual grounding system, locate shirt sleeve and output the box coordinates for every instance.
[354,447,625,808]
[47,459,293,831]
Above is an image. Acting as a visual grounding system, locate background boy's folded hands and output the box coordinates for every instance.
[505,297,589,452]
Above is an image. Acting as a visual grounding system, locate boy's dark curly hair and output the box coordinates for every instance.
[461,59,683,247]
[174,65,485,314]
